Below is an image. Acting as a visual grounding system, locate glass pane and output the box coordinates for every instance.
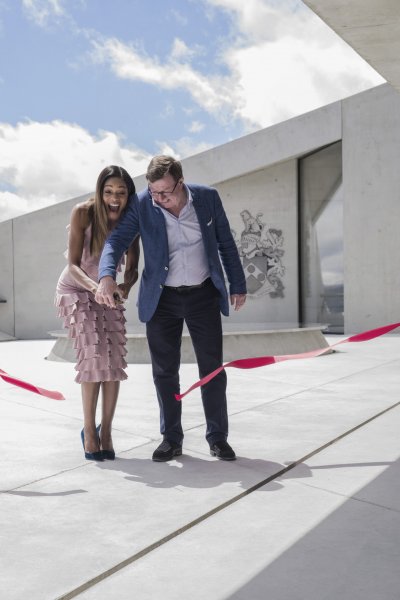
[299,142,344,333]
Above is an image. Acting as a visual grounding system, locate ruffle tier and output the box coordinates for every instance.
[55,290,128,383]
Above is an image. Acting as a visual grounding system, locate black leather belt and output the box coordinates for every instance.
[164,278,211,292]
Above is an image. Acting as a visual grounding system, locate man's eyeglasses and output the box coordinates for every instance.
[148,179,180,200]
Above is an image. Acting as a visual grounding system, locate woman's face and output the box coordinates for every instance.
[102,176,129,222]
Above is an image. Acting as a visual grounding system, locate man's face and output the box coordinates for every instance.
[148,174,183,210]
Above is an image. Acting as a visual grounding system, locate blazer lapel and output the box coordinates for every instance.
[190,188,212,240]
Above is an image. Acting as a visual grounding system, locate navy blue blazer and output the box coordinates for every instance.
[99,184,247,322]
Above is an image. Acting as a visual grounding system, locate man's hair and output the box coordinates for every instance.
[146,155,183,183]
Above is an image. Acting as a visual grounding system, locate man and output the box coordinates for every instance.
[96,155,246,462]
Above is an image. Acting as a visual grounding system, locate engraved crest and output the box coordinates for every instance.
[232,210,285,298]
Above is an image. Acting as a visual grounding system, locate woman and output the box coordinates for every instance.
[55,165,140,461]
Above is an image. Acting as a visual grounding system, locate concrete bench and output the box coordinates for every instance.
[46,323,330,364]
[0,330,16,342]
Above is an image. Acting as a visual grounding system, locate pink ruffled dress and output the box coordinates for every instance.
[55,224,127,383]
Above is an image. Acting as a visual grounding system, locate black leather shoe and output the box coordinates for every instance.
[152,440,182,462]
[209,440,236,461]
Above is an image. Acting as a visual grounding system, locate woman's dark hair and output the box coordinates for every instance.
[97,165,135,197]
[90,165,135,255]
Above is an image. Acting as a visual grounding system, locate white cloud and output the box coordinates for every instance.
[170,8,189,27]
[0,191,31,222]
[88,0,383,132]
[156,137,213,160]
[22,0,65,26]
[0,120,151,223]
[90,36,241,121]
[188,121,205,133]
[206,0,302,41]
[160,104,176,119]
[3,0,387,223]
[228,35,384,129]
[19,0,385,134]
[171,38,196,61]
[207,0,384,128]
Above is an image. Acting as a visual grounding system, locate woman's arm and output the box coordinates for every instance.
[117,235,140,300]
[67,204,98,294]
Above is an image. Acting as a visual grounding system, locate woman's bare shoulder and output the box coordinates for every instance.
[71,200,93,228]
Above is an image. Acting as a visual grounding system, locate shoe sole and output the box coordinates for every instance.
[152,448,182,462]
[102,450,116,460]
[210,450,236,461]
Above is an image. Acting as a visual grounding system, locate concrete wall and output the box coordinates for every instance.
[5,84,400,337]
[0,160,298,338]
[181,100,341,185]
[0,220,15,337]
[0,96,343,339]
[218,160,299,327]
[0,195,88,339]
[343,83,400,331]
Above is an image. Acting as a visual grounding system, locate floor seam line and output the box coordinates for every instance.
[0,438,161,494]
[55,399,400,600]
[227,359,400,417]
[293,481,400,514]
[0,463,95,494]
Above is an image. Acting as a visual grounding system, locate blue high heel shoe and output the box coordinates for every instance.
[81,428,104,462]
[97,424,116,460]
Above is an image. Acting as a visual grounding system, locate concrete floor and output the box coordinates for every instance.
[1,334,399,600]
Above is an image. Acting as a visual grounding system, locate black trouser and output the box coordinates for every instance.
[146,279,228,446]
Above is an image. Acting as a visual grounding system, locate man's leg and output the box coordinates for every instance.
[146,290,184,446]
[184,283,228,446]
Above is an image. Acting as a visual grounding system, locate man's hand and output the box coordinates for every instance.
[230,293,246,311]
[95,276,118,308]
[116,282,132,300]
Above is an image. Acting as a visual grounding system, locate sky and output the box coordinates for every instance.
[0,0,384,223]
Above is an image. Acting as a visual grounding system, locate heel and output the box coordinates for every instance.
[102,449,116,460]
[97,423,116,460]
[80,428,104,462]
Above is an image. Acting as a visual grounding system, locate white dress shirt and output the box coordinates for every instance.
[153,186,210,286]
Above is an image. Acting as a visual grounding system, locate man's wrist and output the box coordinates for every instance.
[99,275,115,284]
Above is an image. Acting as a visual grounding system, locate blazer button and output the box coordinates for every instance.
[165,266,168,270]
[160,284,163,289]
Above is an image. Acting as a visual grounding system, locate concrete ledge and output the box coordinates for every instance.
[0,330,17,342]
[46,324,330,364]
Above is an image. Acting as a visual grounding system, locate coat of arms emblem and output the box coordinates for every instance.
[232,210,285,298]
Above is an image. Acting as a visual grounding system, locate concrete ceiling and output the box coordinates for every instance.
[303,0,400,93]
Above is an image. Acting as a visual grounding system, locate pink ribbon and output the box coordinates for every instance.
[175,322,400,401]
[0,368,65,401]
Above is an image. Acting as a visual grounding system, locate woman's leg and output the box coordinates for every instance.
[81,382,101,452]
[100,381,120,450]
